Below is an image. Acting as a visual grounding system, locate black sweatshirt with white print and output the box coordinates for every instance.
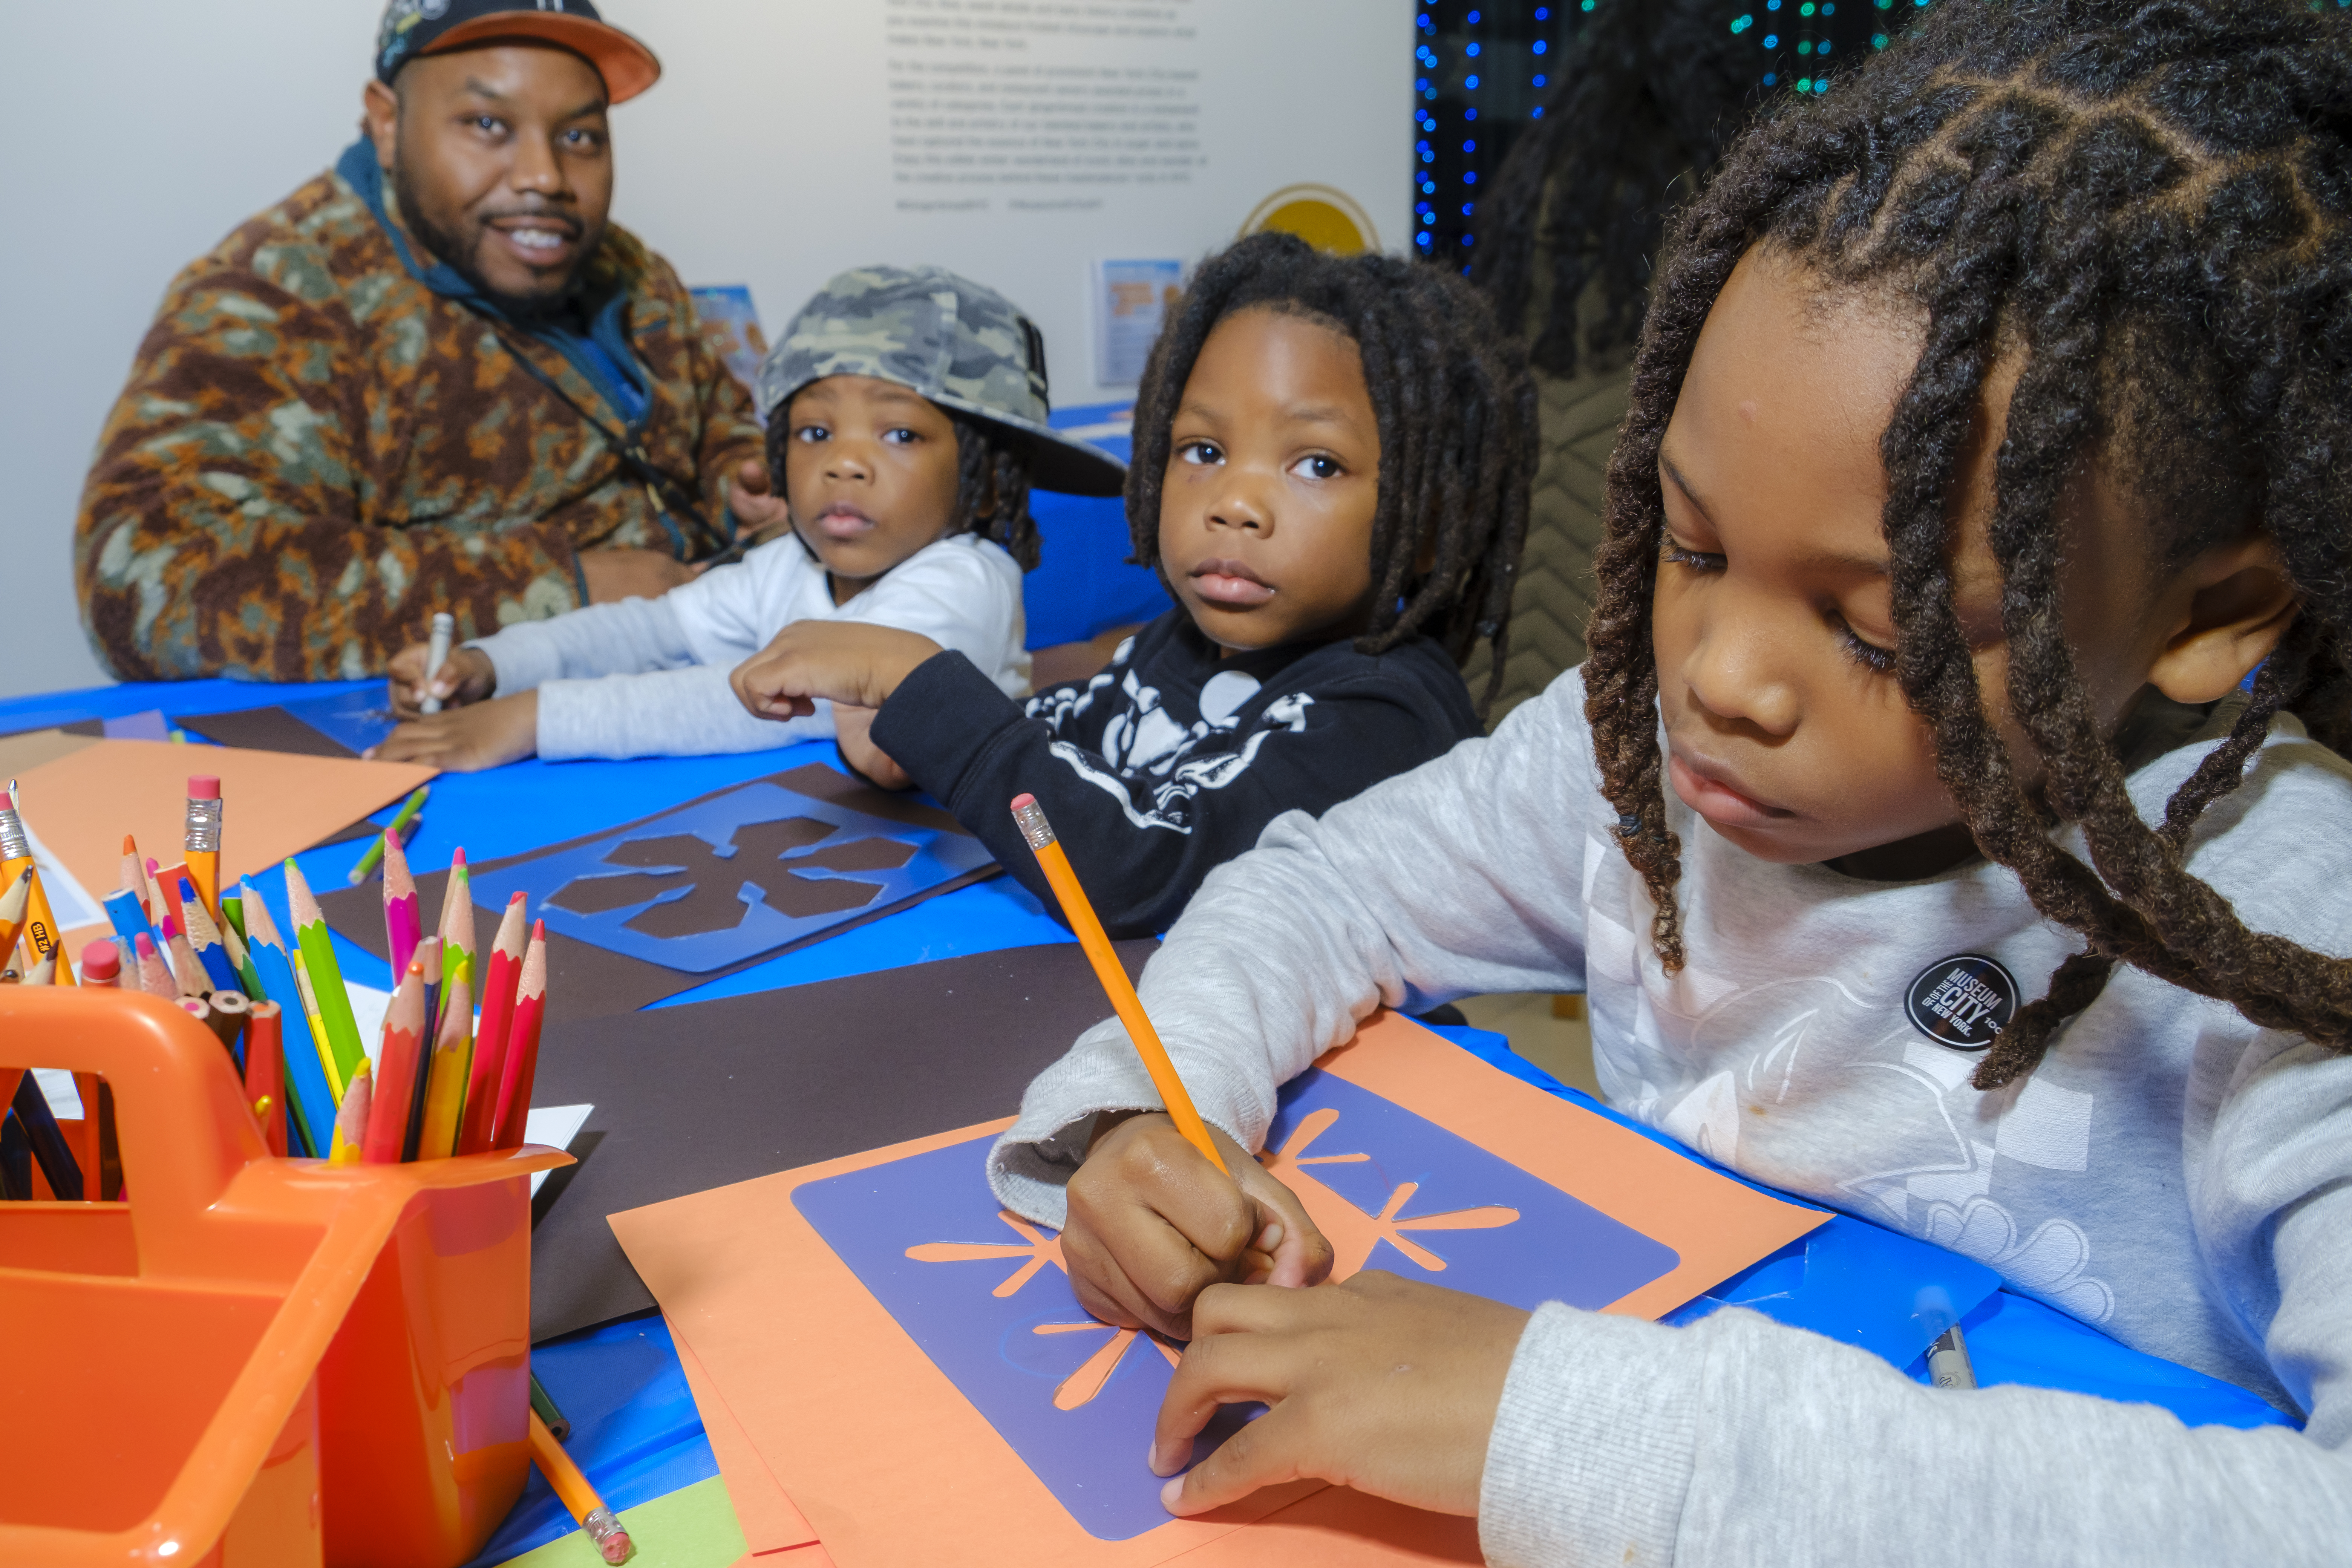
[869,607,1483,936]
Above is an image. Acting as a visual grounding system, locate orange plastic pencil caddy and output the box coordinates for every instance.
[1009,793,1227,1174]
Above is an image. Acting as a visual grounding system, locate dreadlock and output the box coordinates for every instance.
[764,407,1040,571]
[1126,231,1536,713]
[1585,0,2352,1090]
[1472,0,1761,377]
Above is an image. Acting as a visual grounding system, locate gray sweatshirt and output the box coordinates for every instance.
[988,668,2352,1565]
[468,532,1030,761]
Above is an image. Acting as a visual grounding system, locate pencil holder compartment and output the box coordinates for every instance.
[0,986,568,1568]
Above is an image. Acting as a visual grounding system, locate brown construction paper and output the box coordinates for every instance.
[9,739,435,961]
[669,1322,827,1559]
[170,706,360,759]
[522,940,1152,1341]
[318,764,994,1023]
[610,1012,1822,1568]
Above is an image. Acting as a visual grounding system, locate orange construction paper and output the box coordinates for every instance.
[611,1012,1823,1567]
[669,1319,829,1560]
[9,738,434,961]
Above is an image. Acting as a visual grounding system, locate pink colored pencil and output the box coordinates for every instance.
[383,828,423,983]
[491,922,547,1150]
[460,893,528,1156]
[133,932,176,998]
[159,913,207,998]
[362,958,427,1164]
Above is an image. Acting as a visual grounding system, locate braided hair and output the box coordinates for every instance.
[1473,0,1762,377]
[764,406,1041,571]
[1126,231,1537,711]
[1585,0,2352,1089]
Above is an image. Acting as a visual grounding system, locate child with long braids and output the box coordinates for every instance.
[733,233,1533,936]
[978,3,2352,1561]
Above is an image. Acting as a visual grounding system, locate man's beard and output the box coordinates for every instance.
[391,157,591,324]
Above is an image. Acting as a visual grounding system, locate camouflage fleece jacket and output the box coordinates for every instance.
[75,141,765,682]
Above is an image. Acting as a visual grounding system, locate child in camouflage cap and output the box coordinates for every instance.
[730,232,1534,938]
[373,265,1123,769]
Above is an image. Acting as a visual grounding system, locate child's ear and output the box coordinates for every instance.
[2144,533,2300,706]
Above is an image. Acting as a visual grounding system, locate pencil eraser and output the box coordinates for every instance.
[1011,793,1037,811]
[0,790,13,811]
[81,940,121,981]
[188,775,221,800]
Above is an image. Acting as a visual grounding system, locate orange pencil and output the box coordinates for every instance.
[460,893,529,1155]
[363,957,428,1164]
[1010,794,1227,1174]
[491,923,547,1150]
[184,775,223,920]
[528,1409,632,1564]
[120,836,149,922]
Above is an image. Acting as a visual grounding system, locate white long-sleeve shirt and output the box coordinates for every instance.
[988,666,2352,1566]
[469,532,1029,761]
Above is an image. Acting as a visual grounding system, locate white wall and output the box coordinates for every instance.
[0,0,1407,700]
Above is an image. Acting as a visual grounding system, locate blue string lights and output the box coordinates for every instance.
[1414,2,1921,272]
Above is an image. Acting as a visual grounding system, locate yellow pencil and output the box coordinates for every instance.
[291,949,345,1101]
[1009,794,1226,1174]
[418,958,473,1160]
[329,1058,373,1165]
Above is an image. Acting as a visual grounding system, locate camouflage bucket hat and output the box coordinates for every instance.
[755,265,1126,498]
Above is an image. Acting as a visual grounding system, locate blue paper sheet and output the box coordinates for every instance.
[471,779,997,973]
[793,1066,1685,1541]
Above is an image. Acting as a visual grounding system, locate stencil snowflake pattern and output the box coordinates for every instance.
[903,1106,1520,1410]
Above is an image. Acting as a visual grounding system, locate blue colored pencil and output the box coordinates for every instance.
[102,887,159,963]
[238,882,337,1158]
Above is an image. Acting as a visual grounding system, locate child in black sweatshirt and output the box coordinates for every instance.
[730,233,1536,936]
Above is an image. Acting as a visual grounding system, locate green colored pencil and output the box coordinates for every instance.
[283,858,367,1087]
[347,785,432,887]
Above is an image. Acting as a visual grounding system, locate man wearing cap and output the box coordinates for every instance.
[74,1,787,683]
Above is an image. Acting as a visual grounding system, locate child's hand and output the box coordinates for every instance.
[1062,1112,1333,1342]
[834,706,914,790]
[367,692,538,772]
[1151,1272,1530,1518]
[728,457,793,542]
[388,643,495,717]
[730,623,943,720]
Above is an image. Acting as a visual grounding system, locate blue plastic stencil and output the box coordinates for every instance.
[792,1068,1681,1541]
[469,780,995,973]
[276,686,401,755]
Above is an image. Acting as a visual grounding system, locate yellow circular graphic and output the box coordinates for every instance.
[1239,185,1379,254]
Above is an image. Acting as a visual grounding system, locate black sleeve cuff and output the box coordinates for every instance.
[870,648,1027,804]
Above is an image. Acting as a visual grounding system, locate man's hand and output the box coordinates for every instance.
[727,458,793,543]
[1061,1113,1333,1343]
[582,547,697,604]
[367,692,539,772]
[833,706,914,790]
[389,643,495,718]
[730,622,943,720]
[1152,1272,1530,1518]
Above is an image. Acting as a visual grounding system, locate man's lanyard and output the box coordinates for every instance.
[480,317,732,558]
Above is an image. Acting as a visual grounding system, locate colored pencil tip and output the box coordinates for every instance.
[452,847,468,871]
[135,932,158,957]
[509,891,527,905]
[160,913,181,940]
[121,834,137,853]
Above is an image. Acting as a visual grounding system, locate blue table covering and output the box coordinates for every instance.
[0,674,2297,1568]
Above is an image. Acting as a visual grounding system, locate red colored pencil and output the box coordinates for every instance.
[153,859,190,931]
[460,893,529,1156]
[492,922,547,1150]
[363,957,427,1164]
[383,828,423,983]
[246,1001,287,1157]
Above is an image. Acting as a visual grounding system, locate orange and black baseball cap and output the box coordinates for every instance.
[375,0,661,104]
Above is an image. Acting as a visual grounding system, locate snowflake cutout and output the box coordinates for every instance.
[1257,1106,1521,1279]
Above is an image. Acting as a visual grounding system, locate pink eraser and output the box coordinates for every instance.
[188,775,221,800]
[81,940,121,980]
[0,790,13,811]
[1011,793,1037,810]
